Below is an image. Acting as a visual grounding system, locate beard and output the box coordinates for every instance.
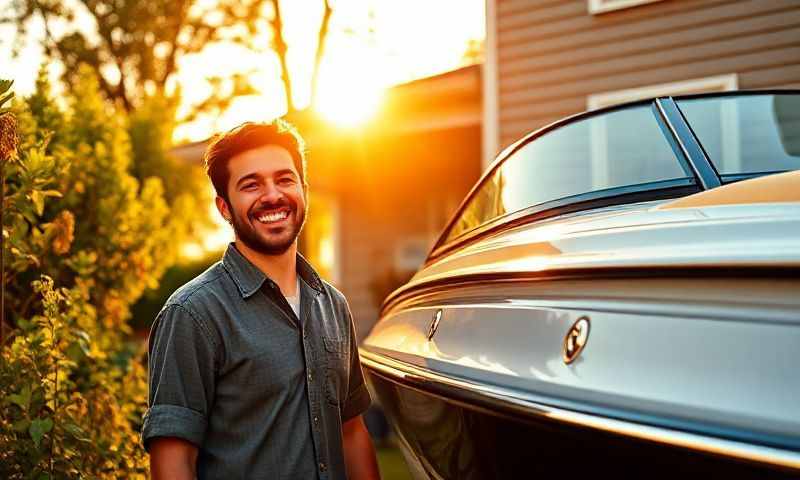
[228,198,306,255]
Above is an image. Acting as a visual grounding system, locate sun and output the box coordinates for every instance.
[313,52,386,128]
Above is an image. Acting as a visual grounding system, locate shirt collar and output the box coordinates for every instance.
[222,243,325,299]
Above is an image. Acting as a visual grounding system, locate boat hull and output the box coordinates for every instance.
[364,365,799,479]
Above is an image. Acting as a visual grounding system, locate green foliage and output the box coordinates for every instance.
[0,67,192,477]
[0,277,148,478]
[128,93,213,267]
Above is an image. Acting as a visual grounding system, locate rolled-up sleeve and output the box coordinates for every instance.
[341,303,371,423]
[141,304,218,450]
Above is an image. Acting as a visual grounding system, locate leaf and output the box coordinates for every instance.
[0,91,13,109]
[7,384,32,412]
[12,418,31,432]
[64,422,91,442]
[42,189,62,198]
[29,417,53,449]
[29,190,45,216]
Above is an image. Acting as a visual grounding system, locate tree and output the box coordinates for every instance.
[6,0,267,112]
[0,67,175,478]
[6,0,336,119]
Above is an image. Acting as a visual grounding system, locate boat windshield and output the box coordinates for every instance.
[443,104,692,244]
[678,94,800,178]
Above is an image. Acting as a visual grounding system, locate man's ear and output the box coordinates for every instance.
[215,196,232,223]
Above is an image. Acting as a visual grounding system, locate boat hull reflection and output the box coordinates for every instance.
[366,370,797,479]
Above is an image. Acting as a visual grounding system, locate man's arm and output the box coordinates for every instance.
[149,437,199,480]
[342,415,380,480]
[142,304,217,477]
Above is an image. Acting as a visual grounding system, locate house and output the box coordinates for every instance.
[483,0,800,166]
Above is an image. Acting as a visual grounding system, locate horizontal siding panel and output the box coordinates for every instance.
[498,2,586,32]
[499,8,800,75]
[498,0,565,16]
[500,97,587,124]
[494,0,800,165]
[739,64,800,89]
[501,116,564,147]
[499,45,800,107]
[498,0,733,47]
[501,2,798,62]
[500,27,800,94]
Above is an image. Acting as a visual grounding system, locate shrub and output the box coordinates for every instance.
[0,67,195,478]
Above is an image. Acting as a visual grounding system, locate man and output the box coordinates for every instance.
[141,120,381,479]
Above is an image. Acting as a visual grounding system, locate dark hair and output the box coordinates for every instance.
[204,119,307,201]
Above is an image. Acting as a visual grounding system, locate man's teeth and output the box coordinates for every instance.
[257,211,289,223]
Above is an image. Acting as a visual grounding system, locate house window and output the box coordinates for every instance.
[300,192,341,285]
[586,74,739,182]
[587,74,739,110]
[588,0,666,15]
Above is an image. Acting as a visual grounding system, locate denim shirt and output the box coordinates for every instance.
[141,244,371,479]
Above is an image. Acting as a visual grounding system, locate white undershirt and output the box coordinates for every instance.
[284,278,301,318]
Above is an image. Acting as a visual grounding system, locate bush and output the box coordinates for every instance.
[0,67,197,478]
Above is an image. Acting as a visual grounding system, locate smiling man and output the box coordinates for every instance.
[142,120,380,479]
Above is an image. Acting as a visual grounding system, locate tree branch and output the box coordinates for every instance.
[269,0,293,112]
[310,0,332,107]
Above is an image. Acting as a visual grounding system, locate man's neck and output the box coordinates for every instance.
[234,239,298,296]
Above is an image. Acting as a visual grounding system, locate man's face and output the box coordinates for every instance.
[217,144,307,255]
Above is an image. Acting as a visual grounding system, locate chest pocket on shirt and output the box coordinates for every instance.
[324,337,348,406]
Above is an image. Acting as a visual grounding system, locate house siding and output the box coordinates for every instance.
[495,0,800,148]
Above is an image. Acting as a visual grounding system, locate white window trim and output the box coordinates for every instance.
[588,0,666,15]
[587,74,739,111]
[586,74,739,186]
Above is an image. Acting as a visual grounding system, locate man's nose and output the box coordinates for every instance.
[259,181,284,204]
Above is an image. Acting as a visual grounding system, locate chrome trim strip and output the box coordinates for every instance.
[654,97,722,190]
[360,349,800,471]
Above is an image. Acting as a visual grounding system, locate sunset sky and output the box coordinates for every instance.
[2,0,485,140]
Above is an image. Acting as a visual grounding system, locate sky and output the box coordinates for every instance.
[2,0,485,141]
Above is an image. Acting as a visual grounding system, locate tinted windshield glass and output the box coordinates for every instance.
[678,94,800,176]
[445,105,690,243]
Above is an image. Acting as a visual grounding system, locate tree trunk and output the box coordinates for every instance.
[310,0,332,107]
[270,0,294,113]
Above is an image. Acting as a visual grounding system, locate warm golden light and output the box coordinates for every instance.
[313,57,385,127]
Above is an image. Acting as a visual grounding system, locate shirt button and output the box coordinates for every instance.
[313,416,319,424]
[319,462,327,472]
[308,373,313,382]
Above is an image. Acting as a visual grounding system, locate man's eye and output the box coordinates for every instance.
[279,177,295,185]
[242,183,257,190]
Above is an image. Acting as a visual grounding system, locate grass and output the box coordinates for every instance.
[376,446,413,480]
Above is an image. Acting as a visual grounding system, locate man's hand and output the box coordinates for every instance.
[342,415,381,480]
[149,436,199,480]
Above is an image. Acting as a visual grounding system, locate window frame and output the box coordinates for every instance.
[587,75,738,110]
[588,0,666,16]
[587,76,737,187]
